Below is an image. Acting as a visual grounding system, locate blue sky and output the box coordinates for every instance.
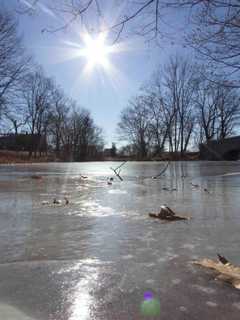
[2,0,188,147]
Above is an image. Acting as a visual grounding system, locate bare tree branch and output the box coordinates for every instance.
[110,161,127,181]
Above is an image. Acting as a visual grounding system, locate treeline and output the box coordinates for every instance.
[0,9,104,161]
[1,8,240,162]
[118,57,240,159]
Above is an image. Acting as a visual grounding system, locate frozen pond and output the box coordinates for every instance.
[0,161,240,319]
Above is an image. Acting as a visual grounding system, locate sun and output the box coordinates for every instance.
[58,30,130,87]
[79,32,113,71]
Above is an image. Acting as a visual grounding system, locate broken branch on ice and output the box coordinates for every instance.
[148,205,189,221]
[152,161,170,179]
[193,254,240,289]
[110,161,127,181]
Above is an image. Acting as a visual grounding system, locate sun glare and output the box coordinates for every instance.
[79,33,113,72]
[57,30,131,90]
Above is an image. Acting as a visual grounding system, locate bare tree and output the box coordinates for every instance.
[63,107,104,161]
[194,76,240,143]
[144,93,166,155]
[183,0,240,80]
[48,87,70,155]
[119,57,200,158]
[195,79,220,143]
[118,96,153,159]
[3,106,28,135]
[0,9,30,115]
[142,76,175,155]
[22,68,53,156]
[2,88,30,135]
[15,1,240,84]
[16,0,164,40]
[163,56,198,153]
[215,86,240,140]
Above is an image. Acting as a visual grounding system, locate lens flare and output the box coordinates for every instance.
[44,29,136,95]
[141,291,161,317]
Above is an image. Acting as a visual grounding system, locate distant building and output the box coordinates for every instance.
[103,143,117,158]
[103,148,113,157]
[61,143,103,161]
[86,145,102,159]
[0,133,47,152]
[199,136,240,160]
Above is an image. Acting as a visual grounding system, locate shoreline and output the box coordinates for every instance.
[0,150,200,164]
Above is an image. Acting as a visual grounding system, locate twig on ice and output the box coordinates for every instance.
[110,161,127,181]
[152,161,170,179]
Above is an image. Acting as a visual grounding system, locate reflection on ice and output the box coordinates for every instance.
[206,301,218,307]
[181,243,196,250]
[1,162,240,319]
[171,278,181,285]
[0,303,34,320]
[70,288,92,320]
[222,172,240,176]
[108,189,127,194]
[121,254,134,260]
[232,302,240,310]
[145,279,155,285]
[58,259,105,274]
[67,199,114,217]
[69,265,99,320]
[192,284,216,294]
[179,306,187,312]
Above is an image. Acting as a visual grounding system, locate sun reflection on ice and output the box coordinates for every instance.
[70,286,92,320]
[68,262,99,320]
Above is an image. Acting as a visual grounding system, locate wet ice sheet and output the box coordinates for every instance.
[0,303,35,320]
[0,161,240,319]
